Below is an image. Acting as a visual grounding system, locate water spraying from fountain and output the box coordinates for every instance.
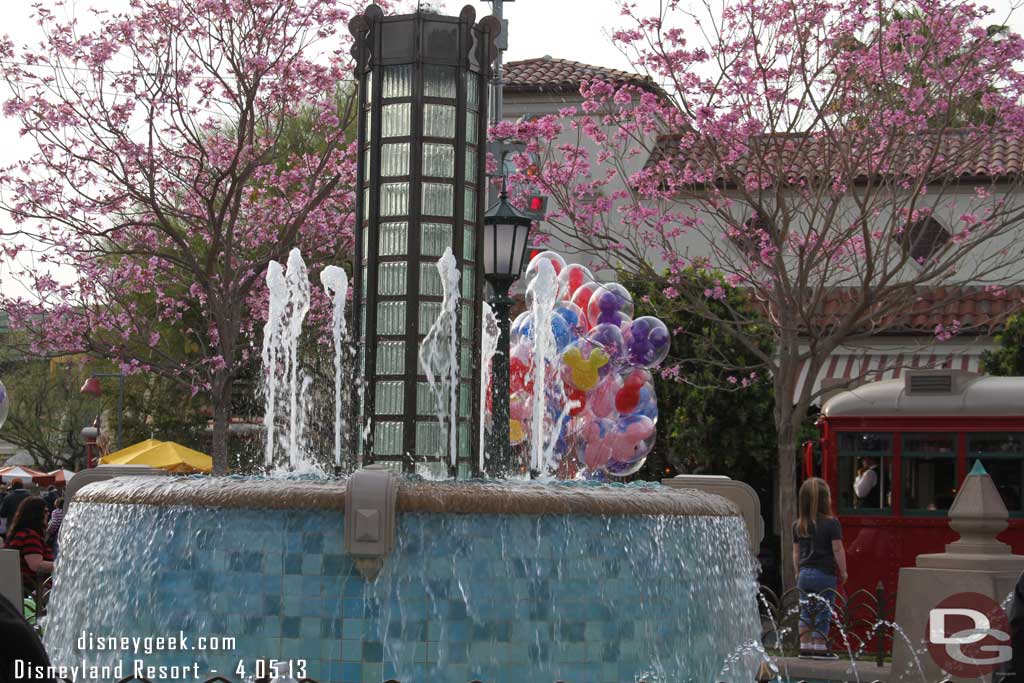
[525,259,559,476]
[284,249,311,468]
[262,248,315,472]
[320,265,349,471]
[418,248,460,468]
[262,261,287,469]
[478,302,499,472]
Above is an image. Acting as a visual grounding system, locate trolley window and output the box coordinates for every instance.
[902,433,957,515]
[968,433,1024,515]
[837,432,893,514]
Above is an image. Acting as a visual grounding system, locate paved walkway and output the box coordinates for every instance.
[772,656,891,682]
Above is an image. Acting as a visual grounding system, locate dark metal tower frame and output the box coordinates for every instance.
[349,5,500,476]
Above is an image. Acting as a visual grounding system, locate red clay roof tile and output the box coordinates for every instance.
[647,129,1024,182]
[810,286,1024,334]
[503,57,659,95]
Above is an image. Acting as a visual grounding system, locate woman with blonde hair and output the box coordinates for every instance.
[792,477,848,657]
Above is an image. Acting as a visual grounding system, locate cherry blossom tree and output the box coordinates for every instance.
[502,0,1024,586]
[0,0,371,473]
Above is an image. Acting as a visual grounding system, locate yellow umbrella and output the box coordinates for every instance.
[101,439,164,465]
[101,441,212,474]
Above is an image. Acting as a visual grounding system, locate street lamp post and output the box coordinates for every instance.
[482,181,533,477]
[80,425,100,470]
[80,372,125,453]
[485,0,512,208]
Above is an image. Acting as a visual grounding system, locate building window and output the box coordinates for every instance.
[969,432,1024,515]
[899,218,950,263]
[837,432,893,513]
[901,433,957,514]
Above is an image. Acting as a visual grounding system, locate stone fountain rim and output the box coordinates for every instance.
[70,476,740,517]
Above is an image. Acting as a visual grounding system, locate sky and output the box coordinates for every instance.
[462,0,636,70]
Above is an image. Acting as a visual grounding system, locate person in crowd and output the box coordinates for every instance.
[0,478,29,532]
[96,432,111,459]
[46,498,64,558]
[42,485,58,512]
[853,457,880,508]
[793,477,848,658]
[0,592,55,683]
[5,497,55,596]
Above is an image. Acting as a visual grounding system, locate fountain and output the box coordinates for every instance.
[45,477,763,682]
[41,236,766,681]
[38,6,767,682]
[42,240,767,682]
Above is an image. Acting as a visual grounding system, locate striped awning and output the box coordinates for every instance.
[795,350,987,404]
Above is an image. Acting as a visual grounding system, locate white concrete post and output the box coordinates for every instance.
[891,462,1024,682]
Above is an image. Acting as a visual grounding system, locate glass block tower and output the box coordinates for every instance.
[349,4,499,476]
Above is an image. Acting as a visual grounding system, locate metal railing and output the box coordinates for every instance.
[758,581,895,664]
[24,570,52,637]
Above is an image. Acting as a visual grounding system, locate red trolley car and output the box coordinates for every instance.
[812,371,1024,598]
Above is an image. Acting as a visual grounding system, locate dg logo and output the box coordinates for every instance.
[927,592,1012,678]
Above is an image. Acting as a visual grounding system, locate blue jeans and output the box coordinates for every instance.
[798,567,837,639]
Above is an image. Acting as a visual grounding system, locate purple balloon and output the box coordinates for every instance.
[586,323,626,363]
[630,340,653,364]
[627,316,670,368]
[586,283,634,325]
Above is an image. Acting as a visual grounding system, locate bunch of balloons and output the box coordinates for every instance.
[506,251,670,477]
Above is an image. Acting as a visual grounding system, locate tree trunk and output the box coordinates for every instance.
[776,416,799,591]
[210,370,233,475]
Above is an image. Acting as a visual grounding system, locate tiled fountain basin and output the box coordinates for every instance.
[45,477,762,683]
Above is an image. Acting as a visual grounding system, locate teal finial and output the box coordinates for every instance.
[969,460,989,476]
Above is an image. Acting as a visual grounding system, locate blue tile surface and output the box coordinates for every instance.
[44,495,761,682]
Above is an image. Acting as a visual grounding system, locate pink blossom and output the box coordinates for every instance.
[703,286,726,301]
